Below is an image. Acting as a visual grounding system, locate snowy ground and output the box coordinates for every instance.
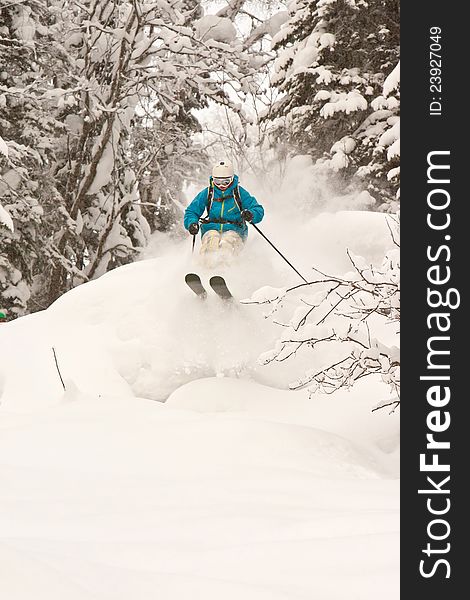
[0,208,399,599]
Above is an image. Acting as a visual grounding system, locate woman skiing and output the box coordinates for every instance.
[184,160,264,261]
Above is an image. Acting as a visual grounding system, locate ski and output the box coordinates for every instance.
[185,273,207,299]
[209,276,233,300]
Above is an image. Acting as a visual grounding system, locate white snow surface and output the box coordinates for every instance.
[0,207,399,598]
[194,15,237,43]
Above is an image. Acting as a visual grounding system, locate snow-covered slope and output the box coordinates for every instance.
[0,210,393,409]
[0,378,398,600]
[0,209,399,599]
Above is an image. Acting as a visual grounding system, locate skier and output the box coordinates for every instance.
[184,160,264,262]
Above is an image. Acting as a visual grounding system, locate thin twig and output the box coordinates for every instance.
[52,347,66,391]
[372,399,400,413]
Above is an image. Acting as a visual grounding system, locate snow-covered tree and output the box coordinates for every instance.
[192,2,291,186]
[0,0,65,315]
[133,106,207,235]
[1,0,268,316]
[268,0,400,208]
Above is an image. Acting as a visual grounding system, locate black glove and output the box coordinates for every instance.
[241,209,253,222]
[188,222,199,235]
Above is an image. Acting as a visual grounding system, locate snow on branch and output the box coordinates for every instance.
[0,202,14,233]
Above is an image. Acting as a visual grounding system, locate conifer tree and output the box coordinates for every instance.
[269,0,400,208]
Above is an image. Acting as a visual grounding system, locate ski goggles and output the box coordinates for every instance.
[213,177,233,188]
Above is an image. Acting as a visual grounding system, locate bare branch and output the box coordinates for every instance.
[52,347,66,391]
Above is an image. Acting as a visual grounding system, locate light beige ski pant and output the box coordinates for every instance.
[199,230,244,265]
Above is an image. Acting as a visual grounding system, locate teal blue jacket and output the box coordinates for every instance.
[184,175,264,239]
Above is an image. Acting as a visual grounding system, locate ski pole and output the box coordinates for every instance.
[191,233,196,254]
[250,222,309,284]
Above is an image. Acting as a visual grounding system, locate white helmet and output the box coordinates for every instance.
[212,160,234,178]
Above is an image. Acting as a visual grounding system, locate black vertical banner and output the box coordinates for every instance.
[402,2,466,597]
